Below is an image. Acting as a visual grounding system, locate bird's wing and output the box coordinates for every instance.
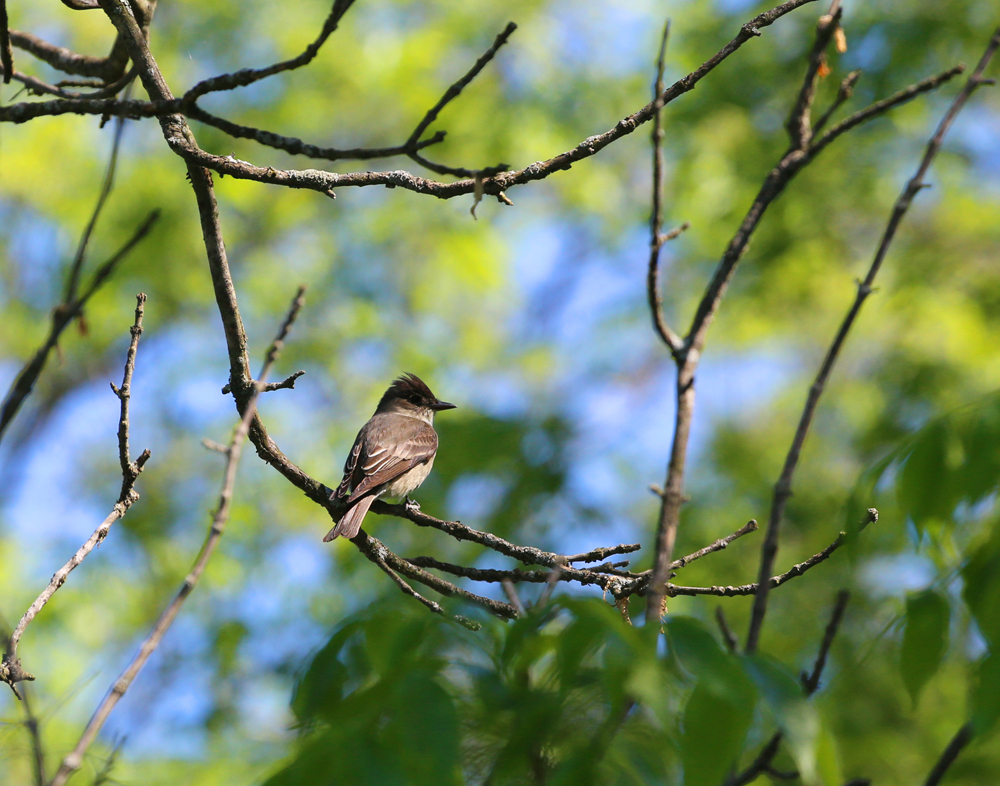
[333,433,364,499]
[345,422,438,504]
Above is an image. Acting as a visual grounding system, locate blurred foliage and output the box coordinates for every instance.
[1,0,999,783]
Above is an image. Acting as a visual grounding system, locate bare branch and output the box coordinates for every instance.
[923,724,974,786]
[813,69,861,134]
[407,22,517,147]
[21,685,46,786]
[186,103,448,162]
[729,589,852,786]
[644,12,963,626]
[716,607,738,653]
[1,0,13,85]
[0,211,159,445]
[4,0,819,202]
[182,0,357,102]
[670,520,758,571]
[1,295,151,696]
[48,287,305,786]
[669,509,875,598]
[746,32,999,653]
[801,589,850,693]
[7,27,129,82]
[65,105,130,307]
[812,65,966,157]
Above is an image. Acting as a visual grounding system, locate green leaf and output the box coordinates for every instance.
[897,420,953,530]
[962,522,1000,647]
[743,655,819,784]
[666,618,757,784]
[900,589,950,704]
[815,719,843,786]
[970,653,1000,737]
[681,680,755,786]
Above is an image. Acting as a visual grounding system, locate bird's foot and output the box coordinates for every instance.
[404,497,422,512]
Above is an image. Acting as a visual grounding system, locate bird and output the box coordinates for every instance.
[323,373,456,542]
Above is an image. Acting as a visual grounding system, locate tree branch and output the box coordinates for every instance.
[406,22,517,147]
[0,211,159,444]
[182,0,357,102]
[923,724,974,786]
[1,0,13,85]
[48,287,305,786]
[670,510,875,598]
[1,294,151,697]
[728,590,852,786]
[643,9,963,626]
[745,30,999,654]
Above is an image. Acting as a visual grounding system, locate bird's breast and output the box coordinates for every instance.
[385,455,435,497]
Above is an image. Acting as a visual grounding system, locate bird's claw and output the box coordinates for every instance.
[404,497,421,512]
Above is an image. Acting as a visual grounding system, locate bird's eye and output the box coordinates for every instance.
[408,394,421,405]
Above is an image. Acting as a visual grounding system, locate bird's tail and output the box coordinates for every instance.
[323,494,375,542]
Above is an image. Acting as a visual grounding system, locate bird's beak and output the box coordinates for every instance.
[431,399,456,411]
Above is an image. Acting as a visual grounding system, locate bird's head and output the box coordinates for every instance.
[376,373,456,422]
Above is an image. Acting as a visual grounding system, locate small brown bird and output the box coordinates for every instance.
[324,373,456,542]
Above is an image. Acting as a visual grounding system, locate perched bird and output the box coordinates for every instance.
[324,373,456,542]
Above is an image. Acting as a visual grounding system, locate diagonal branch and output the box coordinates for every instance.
[745,30,1000,653]
[407,22,517,147]
[811,65,966,157]
[48,287,306,786]
[728,590,852,786]
[923,724,974,786]
[1,294,152,697]
[182,0,356,102]
[0,211,159,445]
[403,22,517,178]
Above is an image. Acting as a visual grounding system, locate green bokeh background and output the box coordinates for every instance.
[1,0,999,783]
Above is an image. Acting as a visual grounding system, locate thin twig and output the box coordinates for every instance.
[728,590,852,786]
[352,531,512,623]
[182,0,357,102]
[923,724,974,786]
[48,287,305,786]
[501,579,525,617]
[407,22,517,147]
[1,295,152,696]
[64,104,131,304]
[644,16,684,358]
[0,212,159,444]
[745,31,999,653]
[716,607,738,653]
[812,69,861,134]
[7,27,129,81]
[670,510,875,598]
[186,102,448,162]
[812,65,966,157]
[801,589,850,693]
[21,684,46,786]
[564,543,642,563]
[670,520,758,571]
